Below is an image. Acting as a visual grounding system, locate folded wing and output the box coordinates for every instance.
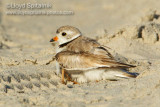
[55,51,135,70]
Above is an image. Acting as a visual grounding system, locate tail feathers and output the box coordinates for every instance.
[121,71,139,78]
[119,69,139,78]
[104,69,139,80]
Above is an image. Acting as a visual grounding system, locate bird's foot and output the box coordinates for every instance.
[72,81,79,84]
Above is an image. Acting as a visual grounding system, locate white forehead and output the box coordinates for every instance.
[59,30,77,34]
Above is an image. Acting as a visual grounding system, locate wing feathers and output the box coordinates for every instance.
[55,51,135,70]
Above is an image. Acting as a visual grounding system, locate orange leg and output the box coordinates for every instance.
[72,81,79,84]
[61,69,79,85]
[65,72,79,84]
[96,80,99,82]
[65,72,72,81]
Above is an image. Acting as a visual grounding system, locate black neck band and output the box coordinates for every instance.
[59,36,81,48]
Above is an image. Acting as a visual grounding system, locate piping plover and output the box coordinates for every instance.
[50,25,138,84]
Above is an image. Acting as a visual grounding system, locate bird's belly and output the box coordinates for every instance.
[84,69,104,81]
[70,69,105,83]
[69,68,135,83]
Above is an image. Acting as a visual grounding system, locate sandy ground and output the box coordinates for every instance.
[1,0,160,107]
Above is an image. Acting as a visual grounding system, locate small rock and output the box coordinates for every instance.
[67,84,73,88]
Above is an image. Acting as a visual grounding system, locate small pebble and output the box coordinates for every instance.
[67,84,73,88]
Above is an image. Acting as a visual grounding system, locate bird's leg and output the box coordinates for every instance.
[64,72,72,81]
[72,81,79,84]
[61,68,65,84]
[64,71,79,84]
[96,80,99,82]
[61,69,79,84]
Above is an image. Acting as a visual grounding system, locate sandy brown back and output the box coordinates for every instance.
[63,36,113,59]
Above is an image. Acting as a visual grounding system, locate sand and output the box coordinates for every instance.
[1,0,160,107]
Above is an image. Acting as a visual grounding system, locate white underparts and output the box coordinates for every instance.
[71,68,133,83]
[56,61,60,75]
[54,42,61,75]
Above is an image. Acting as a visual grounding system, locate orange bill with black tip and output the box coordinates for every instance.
[50,36,58,42]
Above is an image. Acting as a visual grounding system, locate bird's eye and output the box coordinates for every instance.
[62,32,67,36]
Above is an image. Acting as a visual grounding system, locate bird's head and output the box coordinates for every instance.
[50,25,82,45]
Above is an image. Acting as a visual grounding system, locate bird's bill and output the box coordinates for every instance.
[50,36,58,42]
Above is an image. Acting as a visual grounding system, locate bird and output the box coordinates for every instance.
[50,25,138,84]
